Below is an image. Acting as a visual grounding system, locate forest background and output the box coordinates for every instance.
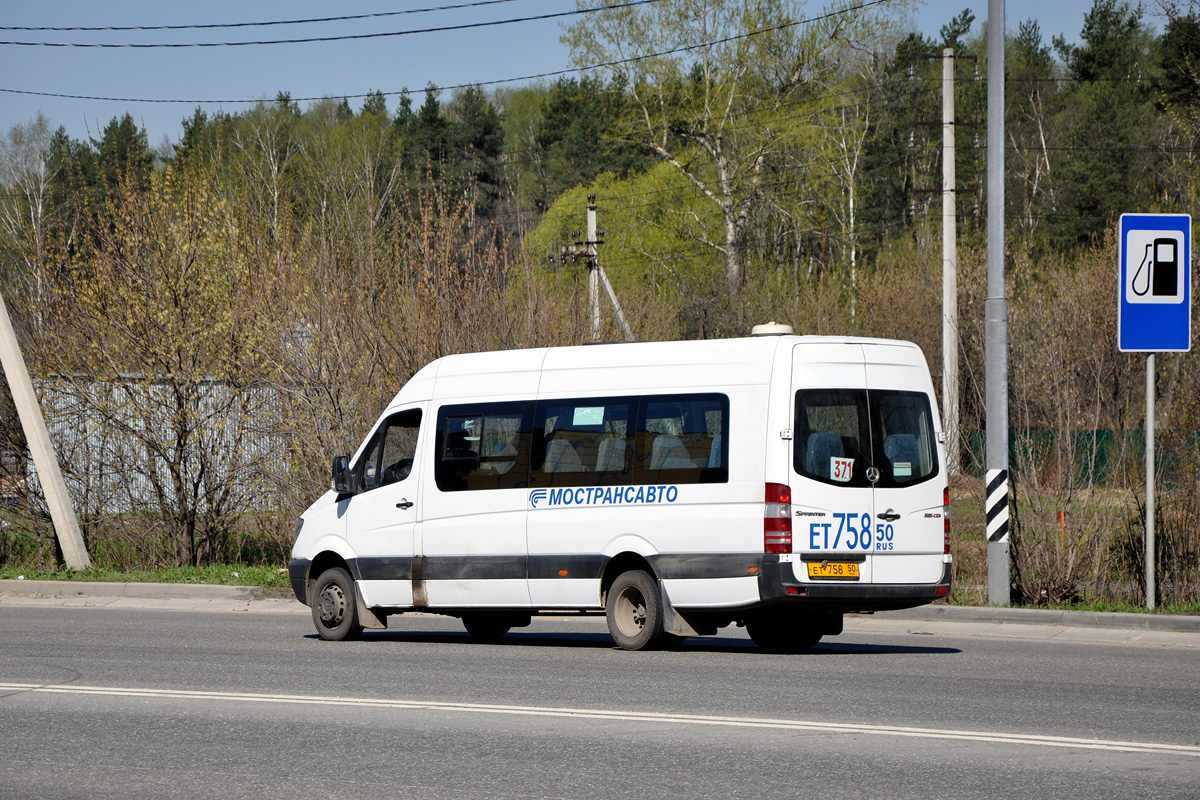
[1,0,1199,607]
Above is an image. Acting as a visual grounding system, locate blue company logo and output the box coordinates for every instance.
[529,485,679,509]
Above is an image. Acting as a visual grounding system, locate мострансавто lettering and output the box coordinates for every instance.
[529,485,679,508]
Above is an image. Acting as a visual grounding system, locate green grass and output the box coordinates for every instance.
[1037,599,1200,615]
[0,563,291,589]
[930,594,1200,614]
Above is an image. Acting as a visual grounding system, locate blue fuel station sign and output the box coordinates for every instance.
[1119,214,1192,352]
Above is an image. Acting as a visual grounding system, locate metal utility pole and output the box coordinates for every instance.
[942,48,960,477]
[560,195,634,342]
[1145,354,1156,609]
[0,291,90,569]
[985,0,1010,605]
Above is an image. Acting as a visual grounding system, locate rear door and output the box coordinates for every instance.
[862,344,945,584]
[790,343,876,582]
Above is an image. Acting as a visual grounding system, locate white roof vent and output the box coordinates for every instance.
[750,321,794,336]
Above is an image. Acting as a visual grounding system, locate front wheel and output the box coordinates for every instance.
[311,567,364,641]
[606,570,665,651]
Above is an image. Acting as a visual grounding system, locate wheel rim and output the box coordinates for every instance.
[317,581,347,627]
[613,584,647,638]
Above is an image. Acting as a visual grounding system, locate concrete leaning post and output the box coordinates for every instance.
[0,291,91,570]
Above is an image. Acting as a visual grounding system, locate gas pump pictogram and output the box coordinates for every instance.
[1127,231,1185,304]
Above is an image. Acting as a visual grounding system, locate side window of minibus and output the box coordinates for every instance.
[435,401,535,491]
[358,409,422,492]
[635,394,729,484]
[532,399,634,485]
[378,409,422,488]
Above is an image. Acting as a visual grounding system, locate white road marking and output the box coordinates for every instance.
[2,682,1196,757]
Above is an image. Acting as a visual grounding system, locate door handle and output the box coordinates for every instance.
[396,499,414,510]
[878,509,900,522]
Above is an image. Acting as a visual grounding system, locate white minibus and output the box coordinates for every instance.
[288,329,952,651]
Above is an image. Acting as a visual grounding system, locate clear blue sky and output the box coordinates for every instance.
[0,1,1152,150]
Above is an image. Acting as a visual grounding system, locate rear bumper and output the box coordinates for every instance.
[757,554,952,612]
[288,559,310,605]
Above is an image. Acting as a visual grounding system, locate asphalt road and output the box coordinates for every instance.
[0,604,1196,799]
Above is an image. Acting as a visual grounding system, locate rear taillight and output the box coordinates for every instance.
[765,483,792,554]
[943,486,951,555]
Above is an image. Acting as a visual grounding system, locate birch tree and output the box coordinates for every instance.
[0,116,56,325]
[563,0,894,313]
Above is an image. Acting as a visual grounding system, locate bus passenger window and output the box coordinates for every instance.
[435,402,535,492]
[637,394,729,484]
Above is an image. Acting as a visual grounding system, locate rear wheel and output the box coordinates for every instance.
[746,620,822,653]
[311,567,363,641]
[746,609,833,653]
[461,613,513,643]
[658,633,686,650]
[606,570,665,651]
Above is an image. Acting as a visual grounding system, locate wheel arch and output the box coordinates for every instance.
[600,551,657,609]
[306,549,356,600]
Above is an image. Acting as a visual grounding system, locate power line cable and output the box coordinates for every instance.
[0,0,526,32]
[0,0,661,48]
[0,0,890,102]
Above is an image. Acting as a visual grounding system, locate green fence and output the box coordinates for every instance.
[963,430,1198,489]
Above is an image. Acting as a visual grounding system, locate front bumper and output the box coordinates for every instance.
[757,555,953,612]
[288,559,310,605]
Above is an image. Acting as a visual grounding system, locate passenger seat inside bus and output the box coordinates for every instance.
[883,433,919,480]
[706,434,722,468]
[804,432,844,477]
[543,434,585,473]
[650,434,692,469]
[595,437,628,473]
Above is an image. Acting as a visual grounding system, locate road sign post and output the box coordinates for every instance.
[1119,213,1191,610]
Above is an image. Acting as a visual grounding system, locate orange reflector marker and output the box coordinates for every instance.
[748,566,758,574]
[559,569,569,577]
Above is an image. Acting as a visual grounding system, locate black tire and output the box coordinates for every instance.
[659,633,686,650]
[745,613,822,653]
[462,613,513,643]
[606,570,665,651]
[311,567,364,641]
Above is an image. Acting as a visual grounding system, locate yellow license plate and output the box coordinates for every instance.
[807,561,860,580]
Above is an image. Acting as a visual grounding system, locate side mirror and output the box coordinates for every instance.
[331,455,352,494]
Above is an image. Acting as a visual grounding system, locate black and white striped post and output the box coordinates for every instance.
[985,467,1009,601]
[985,0,1010,605]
